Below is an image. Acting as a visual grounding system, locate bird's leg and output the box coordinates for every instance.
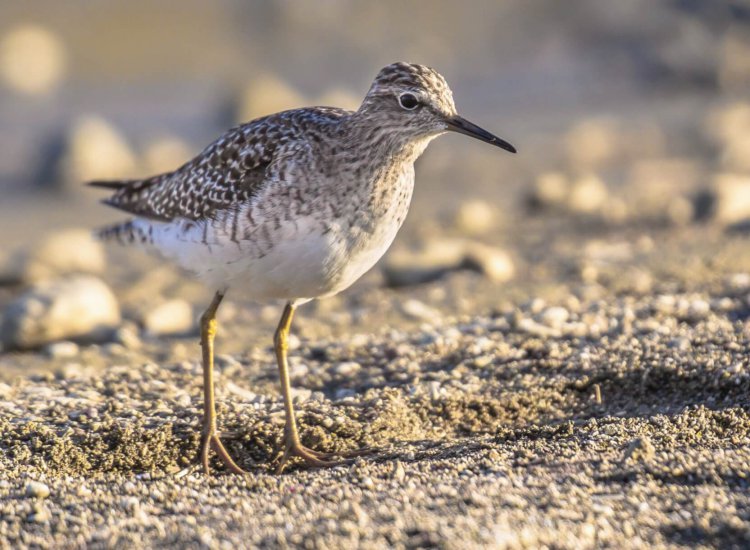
[272,302,355,473]
[197,291,248,475]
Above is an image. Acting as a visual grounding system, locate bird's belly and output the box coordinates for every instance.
[144,213,398,301]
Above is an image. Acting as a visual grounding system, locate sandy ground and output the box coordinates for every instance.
[2,213,750,548]
[1,4,748,545]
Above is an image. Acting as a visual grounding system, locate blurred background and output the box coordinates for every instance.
[1,0,749,362]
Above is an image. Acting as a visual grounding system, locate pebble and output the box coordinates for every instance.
[391,461,406,483]
[463,243,515,283]
[142,299,194,336]
[383,239,466,287]
[27,505,51,523]
[25,481,51,499]
[567,174,608,214]
[707,173,750,224]
[45,340,79,359]
[400,299,440,321]
[384,238,514,286]
[143,136,192,174]
[0,24,66,96]
[540,307,569,329]
[22,229,106,282]
[454,200,496,235]
[62,115,138,185]
[0,275,121,349]
[237,73,304,121]
[334,361,361,376]
[623,437,656,463]
[114,323,142,349]
[528,172,568,210]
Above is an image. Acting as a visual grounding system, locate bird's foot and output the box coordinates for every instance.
[272,433,373,474]
[198,429,250,475]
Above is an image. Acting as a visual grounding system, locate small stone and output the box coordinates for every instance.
[292,387,312,402]
[528,172,568,210]
[237,74,304,121]
[463,243,515,283]
[454,200,495,235]
[25,481,50,499]
[114,323,141,349]
[391,461,406,483]
[45,340,79,359]
[383,239,466,287]
[567,174,608,214]
[143,136,192,175]
[540,307,569,329]
[28,505,51,523]
[623,437,655,463]
[565,117,620,170]
[62,115,138,185]
[0,275,120,349]
[686,299,711,321]
[706,173,750,224]
[314,88,360,111]
[142,299,194,336]
[22,229,106,282]
[0,24,66,96]
[400,299,439,321]
[334,361,361,376]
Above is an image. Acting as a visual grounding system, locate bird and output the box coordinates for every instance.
[89,62,516,475]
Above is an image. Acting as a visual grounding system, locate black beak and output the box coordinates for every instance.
[446,116,516,153]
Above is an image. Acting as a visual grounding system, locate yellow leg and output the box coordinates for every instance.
[197,291,248,475]
[272,302,358,473]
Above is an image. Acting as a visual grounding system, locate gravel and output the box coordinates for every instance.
[2,234,750,547]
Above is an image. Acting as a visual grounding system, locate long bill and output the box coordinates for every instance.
[446,116,517,153]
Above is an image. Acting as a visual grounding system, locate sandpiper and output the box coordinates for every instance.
[90,62,516,474]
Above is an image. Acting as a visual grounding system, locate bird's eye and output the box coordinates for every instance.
[398,92,420,110]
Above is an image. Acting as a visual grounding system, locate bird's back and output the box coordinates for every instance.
[89,106,352,224]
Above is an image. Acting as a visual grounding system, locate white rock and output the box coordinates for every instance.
[63,115,138,184]
[384,239,515,286]
[0,275,120,349]
[567,174,608,214]
[463,243,515,283]
[334,361,361,376]
[565,118,620,170]
[454,200,496,235]
[719,32,750,91]
[142,299,194,336]
[0,25,66,96]
[23,228,106,282]
[529,172,569,210]
[540,307,569,329]
[237,74,304,121]
[314,88,360,111]
[400,299,439,321]
[45,340,79,359]
[143,136,192,174]
[383,240,467,287]
[25,481,51,499]
[710,173,750,224]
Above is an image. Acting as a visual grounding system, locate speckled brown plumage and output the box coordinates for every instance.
[89,62,515,475]
[89,107,349,222]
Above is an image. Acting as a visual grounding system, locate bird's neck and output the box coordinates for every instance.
[342,112,437,167]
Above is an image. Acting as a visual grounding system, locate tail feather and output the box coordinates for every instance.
[87,180,131,190]
[95,220,154,246]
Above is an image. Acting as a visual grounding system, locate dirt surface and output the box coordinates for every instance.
[2,2,750,547]
[2,219,750,549]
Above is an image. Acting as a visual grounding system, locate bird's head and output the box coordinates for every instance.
[358,62,516,154]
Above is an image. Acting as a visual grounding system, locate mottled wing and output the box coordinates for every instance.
[89,108,348,222]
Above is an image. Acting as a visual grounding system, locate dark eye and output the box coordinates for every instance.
[398,92,419,110]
